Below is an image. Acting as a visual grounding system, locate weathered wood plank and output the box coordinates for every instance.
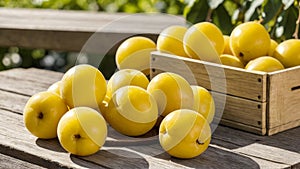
[0,8,186,52]
[235,153,290,169]
[234,143,300,167]
[127,143,291,169]
[0,153,46,169]
[0,73,51,96]
[0,8,185,33]
[0,68,63,85]
[213,125,300,152]
[0,68,62,96]
[220,119,266,135]
[212,125,300,168]
[268,66,300,135]
[212,91,266,129]
[0,90,28,114]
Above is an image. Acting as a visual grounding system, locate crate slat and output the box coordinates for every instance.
[267,66,300,135]
[212,92,266,130]
[151,52,267,102]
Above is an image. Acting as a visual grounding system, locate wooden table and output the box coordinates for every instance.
[0,67,299,169]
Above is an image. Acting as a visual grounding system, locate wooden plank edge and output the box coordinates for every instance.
[209,144,291,169]
[212,91,266,128]
[267,119,300,136]
[0,68,63,85]
[234,151,292,169]
[233,142,300,167]
[220,119,266,135]
[266,64,300,135]
[0,144,69,169]
[0,153,46,169]
[267,64,300,76]
[151,51,267,77]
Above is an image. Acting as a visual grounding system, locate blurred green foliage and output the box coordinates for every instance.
[1,0,299,39]
[183,0,300,40]
[0,0,299,73]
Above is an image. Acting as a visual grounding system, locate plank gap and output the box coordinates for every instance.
[237,151,291,167]
[221,118,265,129]
[0,107,22,115]
[0,88,32,97]
[209,89,266,103]
[76,156,112,169]
[0,143,69,169]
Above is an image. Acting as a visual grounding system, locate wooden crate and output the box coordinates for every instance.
[150,51,300,136]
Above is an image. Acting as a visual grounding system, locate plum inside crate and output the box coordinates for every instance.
[150,51,300,135]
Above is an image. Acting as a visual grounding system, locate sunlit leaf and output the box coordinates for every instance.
[184,0,209,24]
[232,9,240,22]
[223,0,238,16]
[207,0,224,9]
[179,0,193,4]
[212,4,233,35]
[261,0,283,24]
[282,0,294,10]
[122,3,140,13]
[244,0,264,21]
[274,6,298,40]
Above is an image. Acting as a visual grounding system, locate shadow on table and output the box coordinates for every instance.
[105,125,159,147]
[212,125,300,153]
[154,146,260,169]
[105,126,261,168]
[72,148,149,169]
[35,138,66,153]
[260,127,300,153]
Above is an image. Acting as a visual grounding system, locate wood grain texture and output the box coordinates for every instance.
[0,89,28,114]
[212,125,300,168]
[267,119,300,136]
[220,119,266,135]
[212,91,266,128]
[234,143,300,167]
[6,68,64,83]
[0,8,186,53]
[268,66,300,134]
[151,52,267,102]
[0,153,46,169]
[0,68,63,96]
